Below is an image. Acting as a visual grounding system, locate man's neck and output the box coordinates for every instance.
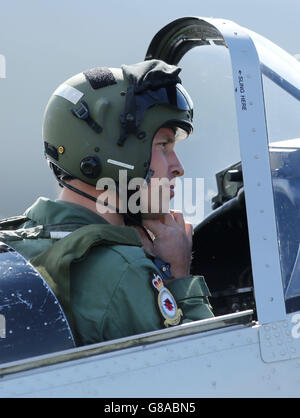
[59,179,125,226]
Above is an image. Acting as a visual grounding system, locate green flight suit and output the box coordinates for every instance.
[0,198,213,345]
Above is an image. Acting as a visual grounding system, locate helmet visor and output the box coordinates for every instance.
[174,124,192,142]
[161,119,193,142]
[135,83,194,125]
[175,83,194,113]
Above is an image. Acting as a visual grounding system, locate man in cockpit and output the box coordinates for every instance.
[0,60,213,345]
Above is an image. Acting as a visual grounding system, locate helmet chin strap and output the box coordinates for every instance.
[52,165,154,243]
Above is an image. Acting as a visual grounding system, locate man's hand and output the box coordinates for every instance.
[142,210,193,278]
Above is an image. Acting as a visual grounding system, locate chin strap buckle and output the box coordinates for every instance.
[71,101,102,134]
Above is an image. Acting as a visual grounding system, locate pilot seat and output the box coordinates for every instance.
[0,242,75,365]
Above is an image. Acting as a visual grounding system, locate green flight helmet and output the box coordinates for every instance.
[43,59,193,188]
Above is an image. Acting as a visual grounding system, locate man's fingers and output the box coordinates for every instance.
[143,212,193,241]
[162,213,177,226]
[170,210,185,228]
[143,214,178,237]
[142,219,167,236]
[170,211,192,238]
[185,222,194,239]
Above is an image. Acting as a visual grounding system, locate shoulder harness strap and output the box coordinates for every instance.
[30,223,142,337]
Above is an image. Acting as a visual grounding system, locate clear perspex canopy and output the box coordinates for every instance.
[253,30,300,312]
[147,17,300,320]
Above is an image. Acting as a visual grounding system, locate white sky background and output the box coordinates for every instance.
[0,0,299,220]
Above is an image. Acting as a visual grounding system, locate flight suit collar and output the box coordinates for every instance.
[24,197,143,247]
[24,197,109,227]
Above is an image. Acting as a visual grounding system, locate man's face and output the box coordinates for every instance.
[141,127,184,216]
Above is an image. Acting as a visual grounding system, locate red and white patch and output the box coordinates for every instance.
[152,274,182,327]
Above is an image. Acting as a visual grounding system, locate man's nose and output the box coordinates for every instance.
[169,151,184,177]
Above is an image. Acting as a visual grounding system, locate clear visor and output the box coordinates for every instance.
[162,121,193,142]
[174,125,190,141]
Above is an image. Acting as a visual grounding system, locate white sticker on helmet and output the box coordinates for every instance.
[107,159,134,170]
[53,84,84,104]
